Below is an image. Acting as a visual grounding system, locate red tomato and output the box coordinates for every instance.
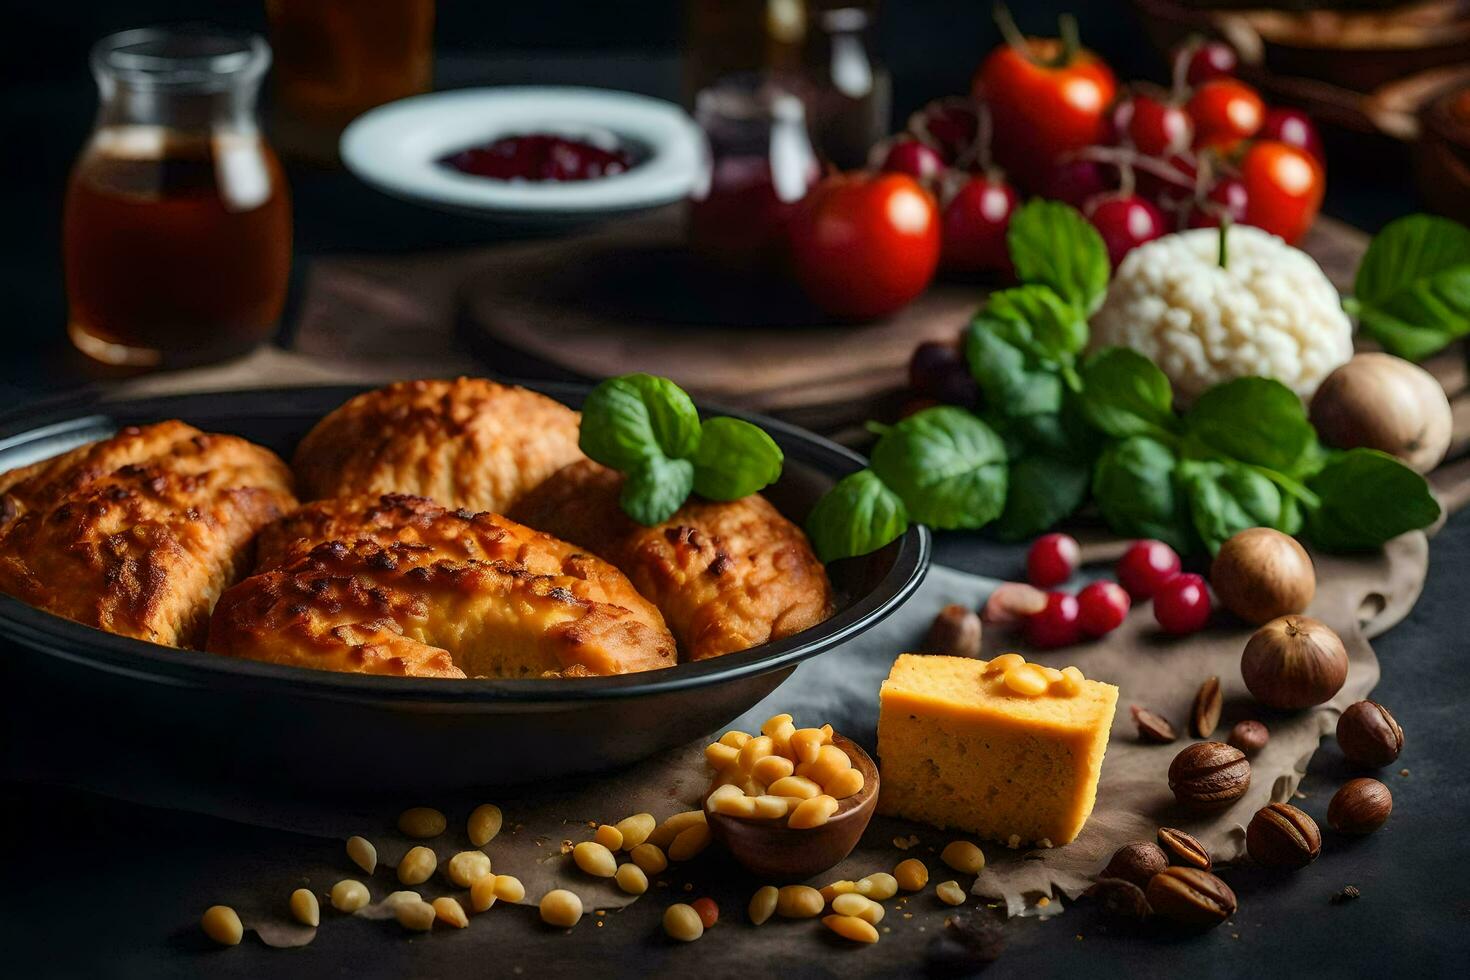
[973,37,1116,189]
[789,173,941,319]
[941,176,1019,275]
[1240,140,1323,244]
[1113,94,1193,157]
[1188,79,1264,151]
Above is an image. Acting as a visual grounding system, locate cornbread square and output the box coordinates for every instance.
[877,654,1118,846]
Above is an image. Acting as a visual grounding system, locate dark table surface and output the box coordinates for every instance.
[4,44,1469,980]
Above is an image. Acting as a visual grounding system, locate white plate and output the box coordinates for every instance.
[340,86,702,223]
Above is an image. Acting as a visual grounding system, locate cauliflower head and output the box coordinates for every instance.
[1089,225,1352,404]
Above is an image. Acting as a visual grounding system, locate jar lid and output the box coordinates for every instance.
[91,26,270,92]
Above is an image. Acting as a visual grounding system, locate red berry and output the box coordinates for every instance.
[1025,592,1082,648]
[1113,95,1193,157]
[1085,194,1167,268]
[1259,107,1324,164]
[1184,42,1238,86]
[881,138,947,183]
[909,99,980,163]
[1040,158,1117,209]
[1027,533,1080,588]
[1153,573,1211,634]
[1077,581,1131,637]
[690,897,719,929]
[1116,540,1182,599]
[1187,176,1249,228]
[942,176,1019,274]
[1188,79,1264,151]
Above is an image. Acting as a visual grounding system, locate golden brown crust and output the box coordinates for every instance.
[511,460,835,661]
[208,493,677,679]
[0,421,296,647]
[292,378,584,515]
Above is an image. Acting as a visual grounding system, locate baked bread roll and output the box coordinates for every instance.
[293,378,583,514]
[0,421,295,647]
[208,493,677,678]
[511,460,834,661]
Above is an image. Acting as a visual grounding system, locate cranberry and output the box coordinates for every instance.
[442,134,632,181]
[1113,95,1193,157]
[881,138,947,183]
[690,897,719,929]
[1040,158,1117,209]
[942,176,1019,274]
[1077,581,1131,637]
[1085,194,1167,268]
[1259,107,1325,164]
[1153,573,1212,634]
[1116,539,1182,599]
[1184,41,1238,85]
[908,341,978,407]
[1187,176,1249,228]
[1027,533,1080,588]
[1025,591,1082,648]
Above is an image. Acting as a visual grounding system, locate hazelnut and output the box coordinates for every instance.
[1156,827,1211,870]
[1227,720,1269,755]
[1100,841,1168,889]
[1241,615,1348,710]
[1167,742,1250,812]
[923,604,982,658]
[1327,778,1392,835]
[1084,878,1151,922]
[1210,528,1315,626]
[1309,352,1452,474]
[1336,700,1403,767]
[982,582,1048,625]
[1246,803,1321,870]
[1145,867,1236,928]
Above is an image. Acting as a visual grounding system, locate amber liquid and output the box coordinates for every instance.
[63,128,292,366]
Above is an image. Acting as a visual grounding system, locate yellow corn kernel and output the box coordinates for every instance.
[467,804,502,847]
[647,810,706,850]
[446,850,492,888]
[1056,665,1085,696]
[894,858,929,891]
[775,885,824,918]
[751,795,790,819]
[1004,662,1050,697]
[856,873,898,900]
[395,899,435,932]
[614,813,656,850]
[492,874,525,903]
[748,885,779,925]
[432,896,469,928]
[201,905,243,946]
[594,824,623,851]
[615,863,648,895]
[736,735,775,772]
[718,730,751,749]
[397,846,437,885]
[289,888,320,927]
[539,889,582,928]
[825,768,865,800]
[1041,666,1065,683]
[788,794,839,830]
[663,903,704,942]
[573,841,617,878]
[936,880,967,906]
[819,880,857,903]
[668,823,712,862]
[631,843,668,875]
[789,728,828,766]
[984,653,1024,676]
[823,913,879,943]
[346,835,377,875]
[470,876,498,913]
[832,892,884,924]
[705,741,740,770]
[751,754,795,786]
[331,879,370,912]
[710,793,760,818]
[804,744,854,786]
[940,840,986,875]
[767,775,822,800]
[397,807,446,839]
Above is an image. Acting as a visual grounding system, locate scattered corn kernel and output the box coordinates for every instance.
[940,840,986,875]
[804,744,853,786]
[736,735,775,771]
[594,824,623,851]
[789,794,840,830]
[467,804,503,847]
[775,885,824,919]
[983,653,1024,675]
[395,899,436,932]
[573,841,617,878]
[615,813,656,850]
[718,730,751,749]
[1004,662,1051,697]
[748,885,779,925]
[894,858,929,892]
[470,876,498,913]
[936,880,967,906]
[820,880,858,903]
[631,843,668,875]
[709,792,759,818]
[289,888,320,927]
[663,903,704,941]
[789,727,827,765]
[705,742,740,769]
[832,892,885,924]
[615,863,648,895]
[200,905,242,946]
[767,775,822,800]
[431,896,469,928]
[447,850,493,888]
[384,890,422,909]
[346,835,377,875]
[1056,665,1085,696]
[493,875,526,903]
[857,873,898,900]
[330,879,370,913]
[668,823,712,862]
[823,913,880,944]
[539,889,583,928]
[648,810,706,850]
[1041,666,1065,683]
[398,807,446,839]
[751,754,795,785]
[397,846,437,885]
[825,768,865,800]
[750,795,790,819]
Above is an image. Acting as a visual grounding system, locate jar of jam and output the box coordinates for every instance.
[688,74,820,274]
[63,28,292,368]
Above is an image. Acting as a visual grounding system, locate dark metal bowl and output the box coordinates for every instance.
[0,383,928,792]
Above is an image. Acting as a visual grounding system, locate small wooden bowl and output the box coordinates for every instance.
[705,734,879,881]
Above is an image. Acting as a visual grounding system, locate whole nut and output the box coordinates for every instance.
[1190,676,1222,738]
[1336,700,1403,768]
[982,582,1048,625]
[1241,615,1348,710]
[1210,527,1316,625]
[923,604,982,658]
[1100,841,1168,889]
[1156,827,1211,870]
[1168,742,1251,812]
[1227,720,1270,755]
[1131,705,1178,744]
[1084,878,1151,922]
[1327,778,1393,835]
[1145,867,1237,928]
[1246,803,1321,869]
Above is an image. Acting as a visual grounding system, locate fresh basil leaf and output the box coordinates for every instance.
[1351,213,1470,361]
[870,407,1008,530]
[804,469,909,562]
[1091,436,1193,553]
[691,417,784,501]
[619,455,695,526]
[1006,199,1111,314]
[991,453,1092,541]
[1078,346,1180,440]
[965,323,1065,417]
[1305,448,1441,551]
[1184,377,1316,476]
[1178,459,1284,555]
[579,373,701,470]
[965,285,1087,417]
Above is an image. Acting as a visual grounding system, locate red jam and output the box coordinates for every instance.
[440,133,635,181]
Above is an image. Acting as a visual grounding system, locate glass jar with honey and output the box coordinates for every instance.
[63,28,292,368]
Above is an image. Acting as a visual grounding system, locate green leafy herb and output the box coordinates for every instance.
[1091,436,1193,553]
[991,453,1092,541]
[1305,449,1442,551]
[804,469,909,562]
[1006,199,1111,314]
[1183,377,1318,476]
[1077,347,1179,440]
[870,407,1008,529]
[1178,458,1285,554]
[691,417,784,501]
[1348,213,1470,361]
[965,285,1087,417]
[620,456,695,526]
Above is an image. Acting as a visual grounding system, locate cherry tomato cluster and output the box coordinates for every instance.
[1016,535,1211,648]
[873,31,1327,283]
